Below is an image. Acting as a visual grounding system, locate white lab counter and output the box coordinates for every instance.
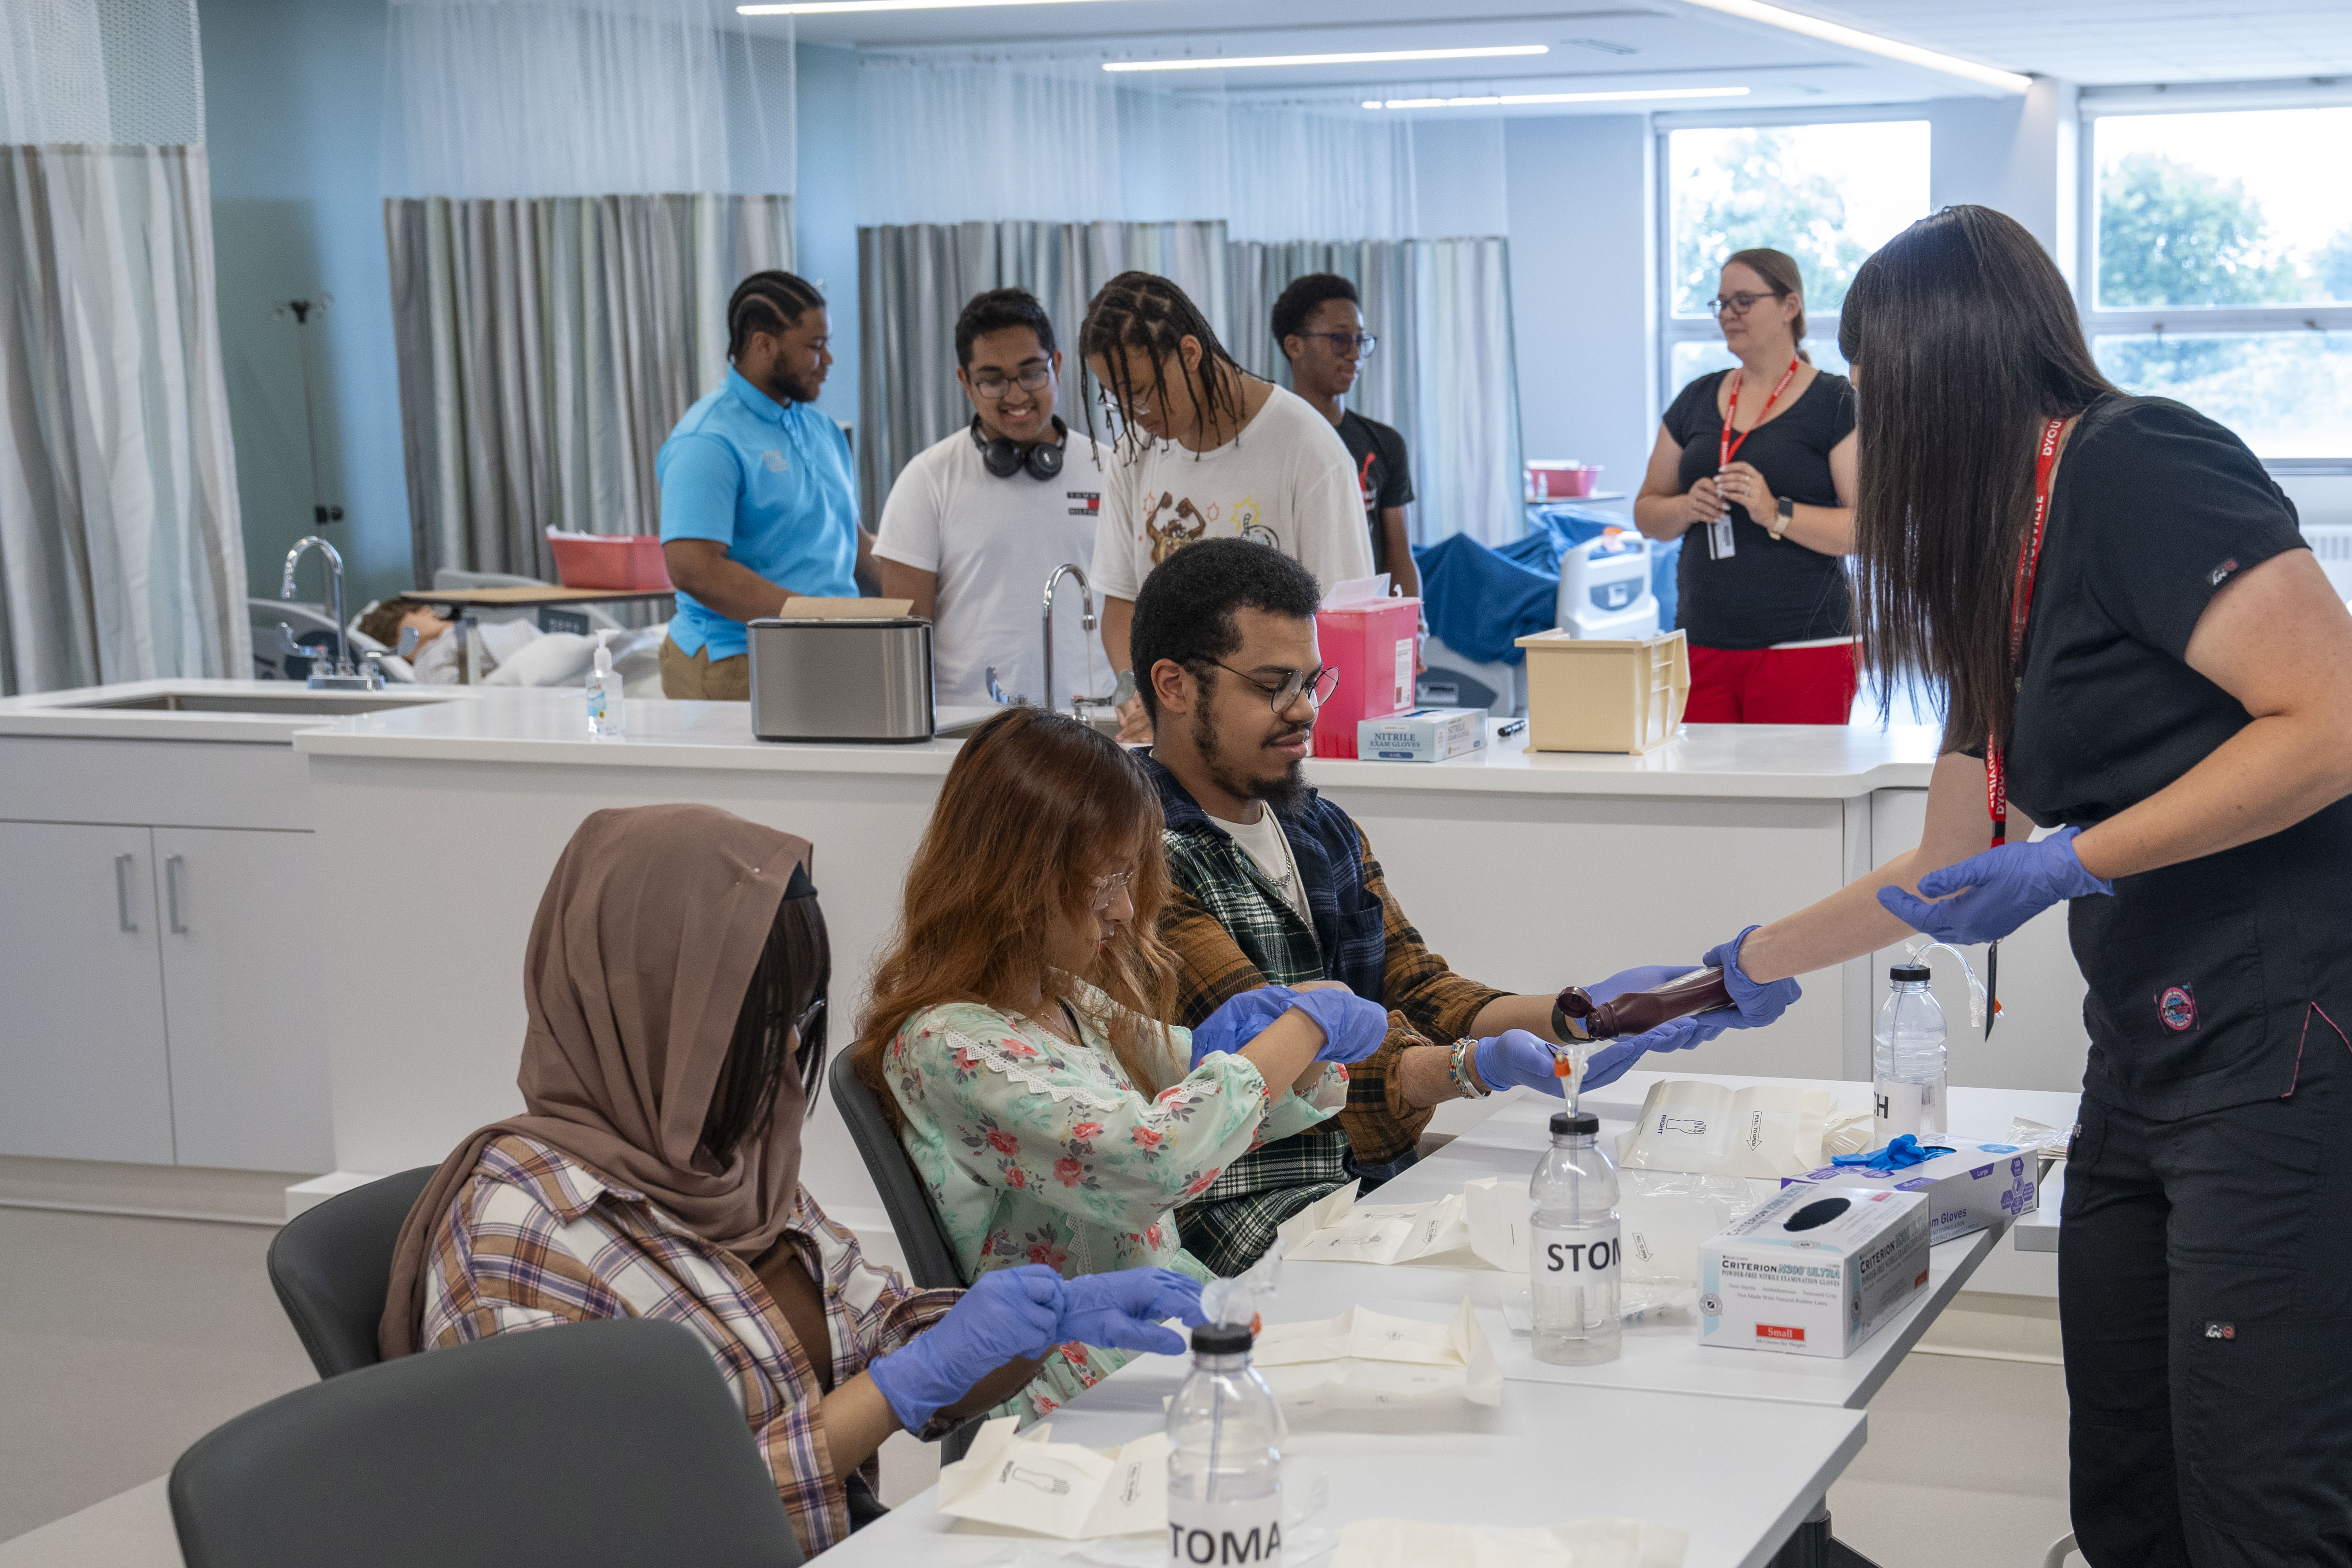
[283,692,2089,1247]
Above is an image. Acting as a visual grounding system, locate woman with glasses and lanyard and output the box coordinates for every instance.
[852,706,1388,1420]
[1711,208,2352,1565]
[1635,247,1860,723]
[380,805,1205,1557]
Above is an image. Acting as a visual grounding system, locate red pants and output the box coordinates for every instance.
[1685,642,1859,724]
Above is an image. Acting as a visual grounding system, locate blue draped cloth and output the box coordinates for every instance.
[1413,507,1682,667]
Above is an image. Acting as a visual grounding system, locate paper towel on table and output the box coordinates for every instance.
[1252,1300,1501,1410]
[937,1417,1168,1539]
[1277,1179,1526,1272]
[1334,1518,1687,1568]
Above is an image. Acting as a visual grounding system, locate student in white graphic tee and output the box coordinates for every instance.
[876,289,1110,714]
[1078,270,1372,742]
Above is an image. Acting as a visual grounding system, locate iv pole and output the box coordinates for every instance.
[271,296,344,528]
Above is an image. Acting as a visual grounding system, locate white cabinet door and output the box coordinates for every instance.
[0,822,175,1162]
[153,827,331,1172]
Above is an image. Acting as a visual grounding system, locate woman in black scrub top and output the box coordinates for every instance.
[1710,206,2352,1566]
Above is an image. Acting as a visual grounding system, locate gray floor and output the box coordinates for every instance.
[0,1205,2079,1563]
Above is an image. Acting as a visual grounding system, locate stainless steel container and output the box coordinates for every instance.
[746,617,934,743]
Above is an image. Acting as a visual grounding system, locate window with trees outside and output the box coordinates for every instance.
[1660,119,1931,398]
[2085,105,2352,462]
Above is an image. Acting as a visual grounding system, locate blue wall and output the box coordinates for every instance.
[200,0,410,608]
[794,43,861,435]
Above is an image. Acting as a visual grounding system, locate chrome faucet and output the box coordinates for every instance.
[1042,562,1099,718]
[280,534,379,690]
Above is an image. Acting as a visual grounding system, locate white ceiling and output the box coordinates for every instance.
[774,0,2352,111]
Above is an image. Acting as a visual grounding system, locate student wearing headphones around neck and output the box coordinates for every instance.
[875,289,1111,713]
[657,271,875,701]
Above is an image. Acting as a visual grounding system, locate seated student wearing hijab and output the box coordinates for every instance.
[875,289,1109,711]
[380,805,1202,1557]
[1127,540,1799,1266]
[851,707,1387,1420]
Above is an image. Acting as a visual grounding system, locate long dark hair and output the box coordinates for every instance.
[700,871,829,1165]
[1079,271,1250,458]
[853,707,1179,1128]
[1838,206,2117,748]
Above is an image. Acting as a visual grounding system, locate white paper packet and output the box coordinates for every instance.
[937,1417,1170,1539]
[1614,1079,1839,1178]
[1253,1300,1501,1410]
[1333,1517,1688,1568]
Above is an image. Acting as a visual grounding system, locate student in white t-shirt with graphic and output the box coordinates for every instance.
[875,289,1111,715]
[1078,270,1371,742]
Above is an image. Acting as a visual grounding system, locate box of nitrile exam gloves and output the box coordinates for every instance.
[1357,707,1486,762]
[1698,1186,1929,1359]
[1779,1140,2039,1247]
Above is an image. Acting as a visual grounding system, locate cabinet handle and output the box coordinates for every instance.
[165,854,188,935]
[114,852,138,932]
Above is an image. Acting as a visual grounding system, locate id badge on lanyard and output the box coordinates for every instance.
[1714,359,1799,563]
[1980,415,2070,1038]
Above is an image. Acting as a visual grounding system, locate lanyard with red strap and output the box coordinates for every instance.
[1979,415,2070,1040]
[1718,357,1801,471]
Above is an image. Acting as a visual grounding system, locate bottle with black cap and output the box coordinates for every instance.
[1529,1109,1621,1365]
[1873,960,1948,1144]
[1166,1320,1285,1566]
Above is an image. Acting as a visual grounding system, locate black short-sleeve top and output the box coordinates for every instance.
[1996,395,2346,1119]
[1661,368,1856,648]
[1337,411,1413,575]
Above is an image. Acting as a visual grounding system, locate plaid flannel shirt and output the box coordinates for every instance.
[420,1134,960,1558]
[1144,755,1507,1271]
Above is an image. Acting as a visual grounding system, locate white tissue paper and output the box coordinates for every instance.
[936,1417,1170,1539]
[1253,1300,1502,1411]
[1333,1517,1688,1568]
[1276,1180,1529,1272]
[1615,1079,1843,1179]
[1320,574,1394,609]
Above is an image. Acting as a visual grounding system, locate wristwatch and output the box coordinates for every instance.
[1111,668,1138,708]
[1770,495,1794,540]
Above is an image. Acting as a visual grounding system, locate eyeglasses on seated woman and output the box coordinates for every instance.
[378,804,1201,1556]
[851,707,1387,1421]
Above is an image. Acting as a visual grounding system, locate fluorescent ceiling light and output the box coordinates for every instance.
[1365,86,1750,109]
[1105,45,1548,74]
[1675,0,2030,93]
[739,0,1134,15]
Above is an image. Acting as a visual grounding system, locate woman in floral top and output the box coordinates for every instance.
[851,708,1382,1419]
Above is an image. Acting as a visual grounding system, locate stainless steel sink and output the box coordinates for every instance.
[61,691,441,717]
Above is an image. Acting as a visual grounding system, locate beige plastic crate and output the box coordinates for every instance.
[1514,629,1690,754]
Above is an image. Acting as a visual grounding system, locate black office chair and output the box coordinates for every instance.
[267,1165,437,1379]
[170,1317,801,1568]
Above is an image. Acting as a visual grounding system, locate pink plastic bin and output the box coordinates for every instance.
[547,530,672,591]
[1527,461,1602,500]
[1313,596,1421,760]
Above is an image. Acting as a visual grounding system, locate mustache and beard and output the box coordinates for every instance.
[1194,702,1311,815]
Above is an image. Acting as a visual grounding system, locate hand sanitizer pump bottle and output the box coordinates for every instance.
[586,631,624,736]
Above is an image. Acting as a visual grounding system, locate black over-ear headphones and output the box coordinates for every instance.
[972,415,1066,482]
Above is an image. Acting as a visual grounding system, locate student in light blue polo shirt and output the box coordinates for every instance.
[658,271,872,699]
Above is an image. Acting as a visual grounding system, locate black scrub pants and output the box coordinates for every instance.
[2061,1025,2352,1566]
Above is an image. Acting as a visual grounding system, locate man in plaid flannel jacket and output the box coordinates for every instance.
[1128,540,1621,1276]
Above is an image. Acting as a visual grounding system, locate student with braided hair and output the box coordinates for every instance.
[1080,271,1370,742]
[657,270,872,699]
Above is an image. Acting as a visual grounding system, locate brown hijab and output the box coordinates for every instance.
[379,804,816,1359]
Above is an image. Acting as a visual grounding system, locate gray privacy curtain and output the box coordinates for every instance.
[858,223,1522,550]
[854,219,1226,521]
[0,144,247,695]
[385,192,792,585]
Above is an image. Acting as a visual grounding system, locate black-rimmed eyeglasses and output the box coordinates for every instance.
[1302,330,1376,357]
[1708,290,1787,318]
[1213,660,1341,712]
[970,364,1053,400]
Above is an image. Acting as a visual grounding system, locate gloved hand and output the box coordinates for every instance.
[1288,985,1389,1064]
[1052,1267,1206,1356]
[1582,965,1698,1006]
[1700,926,1801,1028]
[1578,1010,1733,1092]
[1187,986,1302,1068]
[1876,825,2114,946]
[867,1265,1063,1432]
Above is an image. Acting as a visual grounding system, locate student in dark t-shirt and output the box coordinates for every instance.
[1272,273,1418,594]
[1633,248,1859,723]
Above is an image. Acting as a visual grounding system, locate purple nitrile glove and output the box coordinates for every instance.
[1876,825,2114,946]
[1700,926,1802,1029]
[1583,965,1701,1007]
[1186,986,1302,1069]
[1052,1267,1206,1356]
[867,1265,1063,1432]
[1579,1011,1734,1090]
[1288,985,1389,1063]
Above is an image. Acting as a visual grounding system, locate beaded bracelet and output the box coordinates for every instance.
[1448,1037,1490,1099]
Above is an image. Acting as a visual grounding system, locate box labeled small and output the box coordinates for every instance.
[1698,1184,1929,1359]
[1779,1140,2038,1247]
[1357,707,1486,763]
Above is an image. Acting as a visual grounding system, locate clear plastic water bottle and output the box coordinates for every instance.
[585,631,624,737]
[1873,961,1947,1143]
[1166,1322,1285,1568]
[1529,1109,1621,1365]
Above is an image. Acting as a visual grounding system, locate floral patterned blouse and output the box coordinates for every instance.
[885,984,1340,1419]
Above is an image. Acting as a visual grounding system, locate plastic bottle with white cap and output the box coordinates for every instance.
[1873,962,1947,1142]
[586,631,624,737]
[1529,1109,1621,1365]
[1166,1321,1285,1567]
